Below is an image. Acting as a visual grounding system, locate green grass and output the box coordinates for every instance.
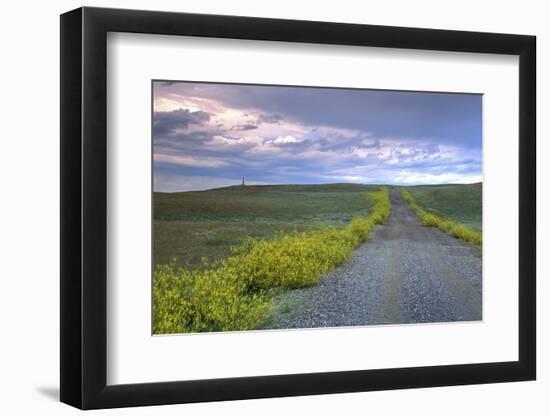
[152,182,482,334]
[154,183,382,270]
[153,188,390,334]
[402,183,482,230]
[400,187,482,248]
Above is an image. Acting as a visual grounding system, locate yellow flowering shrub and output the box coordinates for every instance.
[153,262,272,333]
[153,189,390,334]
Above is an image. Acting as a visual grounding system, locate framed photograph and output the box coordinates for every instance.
[60,6,536,409]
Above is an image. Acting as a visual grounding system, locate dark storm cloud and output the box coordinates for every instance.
[156,82,482,149]
[153,108,211,136]
[232,124,258,131]
[257,113,284,124]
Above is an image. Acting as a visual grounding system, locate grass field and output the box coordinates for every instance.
[152,182,481,333]
[154,183,383,270]
[152,185,390,333]
[402,183,482,230]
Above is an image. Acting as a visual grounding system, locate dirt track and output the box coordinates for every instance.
[267,189,482,329]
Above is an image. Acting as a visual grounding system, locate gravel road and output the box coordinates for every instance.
[266,189,482,329]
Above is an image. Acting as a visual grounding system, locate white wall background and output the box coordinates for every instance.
[0,0,545,415]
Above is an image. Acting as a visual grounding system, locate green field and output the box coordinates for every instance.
[153,183,481,334]
[153,186,390,333]
[402,183,482,230]
[154,183,383,270]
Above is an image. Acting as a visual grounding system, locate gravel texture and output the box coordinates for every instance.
[265,189,482,329]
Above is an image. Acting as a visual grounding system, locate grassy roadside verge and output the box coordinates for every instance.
[153,189,390,334]
[400,190,482,248]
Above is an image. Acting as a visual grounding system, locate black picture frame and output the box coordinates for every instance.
[60,6,536,410]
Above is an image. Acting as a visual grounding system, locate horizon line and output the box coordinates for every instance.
[154,181,483,193]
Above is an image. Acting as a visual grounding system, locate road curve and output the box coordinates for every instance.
[266,189,482,329]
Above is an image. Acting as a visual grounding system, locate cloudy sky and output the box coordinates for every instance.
[153,81,482,192]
